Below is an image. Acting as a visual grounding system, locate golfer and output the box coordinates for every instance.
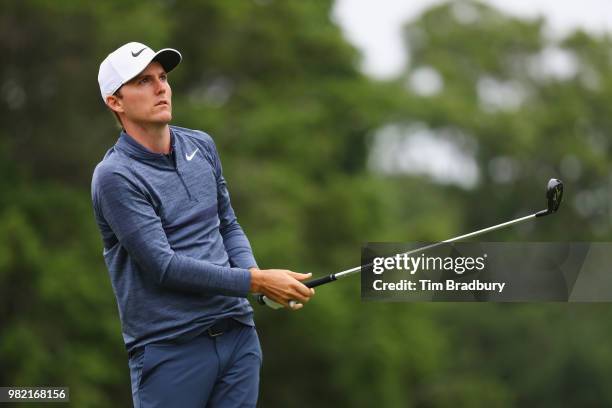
[91,42,314,407]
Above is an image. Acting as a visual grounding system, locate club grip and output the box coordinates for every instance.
[255,294,283,309]
[304,274,337,288]
[255,275,337,309]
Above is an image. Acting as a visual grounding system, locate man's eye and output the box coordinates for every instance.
[139,78,149,84]
[160,75,167,81]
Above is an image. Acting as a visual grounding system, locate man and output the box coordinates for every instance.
[91,42,314,407]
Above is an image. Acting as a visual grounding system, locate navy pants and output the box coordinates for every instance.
[128,324,262,407]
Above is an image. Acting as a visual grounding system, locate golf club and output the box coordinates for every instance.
[257,178,564,309]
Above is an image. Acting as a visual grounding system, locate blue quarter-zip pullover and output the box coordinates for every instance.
[91,125,257,354]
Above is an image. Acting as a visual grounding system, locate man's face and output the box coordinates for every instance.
[109,61,172,126]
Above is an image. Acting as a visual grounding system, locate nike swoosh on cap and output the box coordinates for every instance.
[131,47,146,57]
[186,148,199,161]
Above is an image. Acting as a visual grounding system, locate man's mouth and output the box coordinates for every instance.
[155,100,169,106]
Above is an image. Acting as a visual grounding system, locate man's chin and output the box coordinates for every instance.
[150,113,172,125]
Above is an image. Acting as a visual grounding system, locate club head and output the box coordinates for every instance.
[546,178,563,214]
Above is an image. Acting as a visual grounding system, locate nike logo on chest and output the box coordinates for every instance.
[186,148,199,161]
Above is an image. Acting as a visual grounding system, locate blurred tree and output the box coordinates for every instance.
[393,1,611,241]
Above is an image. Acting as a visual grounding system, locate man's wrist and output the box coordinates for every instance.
[249,267,263,293]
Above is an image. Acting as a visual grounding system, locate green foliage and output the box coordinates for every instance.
[1,0,612,406]
[0,185,129,407]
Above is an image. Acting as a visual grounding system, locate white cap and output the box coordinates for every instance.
[97,41,181,101]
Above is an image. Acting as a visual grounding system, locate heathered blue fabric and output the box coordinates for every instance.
[91,125,257,354]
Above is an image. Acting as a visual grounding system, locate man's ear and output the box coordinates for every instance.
[106,94,124,114]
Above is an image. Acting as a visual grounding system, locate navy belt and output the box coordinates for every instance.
[206,318,243,338]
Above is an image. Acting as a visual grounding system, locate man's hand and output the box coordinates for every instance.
[249,268,315,310]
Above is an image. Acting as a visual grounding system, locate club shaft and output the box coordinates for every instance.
[329,213,537,281]
[258,211,541,307]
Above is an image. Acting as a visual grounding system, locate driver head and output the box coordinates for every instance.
[546,178,563,213]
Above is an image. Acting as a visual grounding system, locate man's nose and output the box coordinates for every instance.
[154,78,166,94]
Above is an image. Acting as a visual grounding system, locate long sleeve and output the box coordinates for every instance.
[93,167,251,297]
[207,139,259,270]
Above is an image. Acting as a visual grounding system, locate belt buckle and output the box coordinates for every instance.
[207,325,224,337]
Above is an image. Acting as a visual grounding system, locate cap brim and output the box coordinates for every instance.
[153,48,182,74]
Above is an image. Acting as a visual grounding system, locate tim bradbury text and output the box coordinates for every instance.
[372,279,506,293]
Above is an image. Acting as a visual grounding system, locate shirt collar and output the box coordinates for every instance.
[115,128,177,166]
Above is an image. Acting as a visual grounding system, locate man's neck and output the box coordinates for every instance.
[123,122,171,154]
